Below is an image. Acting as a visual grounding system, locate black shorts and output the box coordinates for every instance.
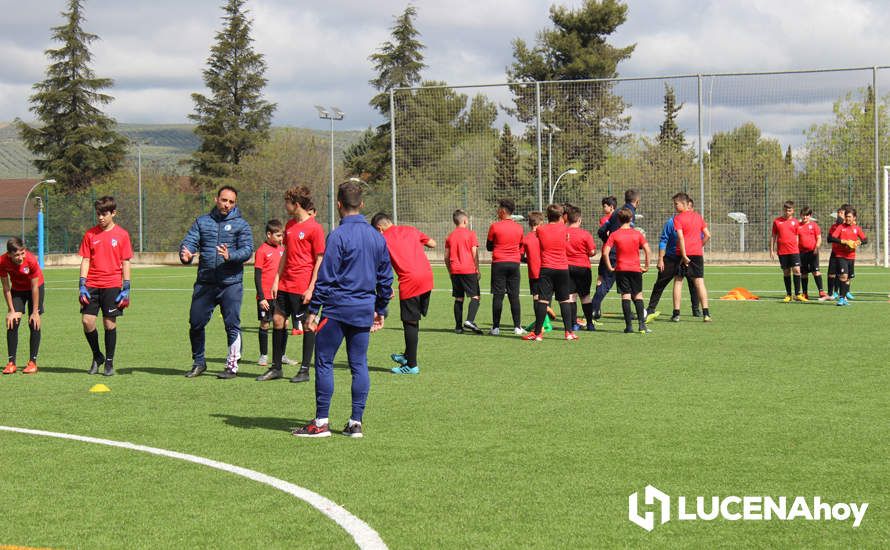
[451,274,480,298]
[678,255,705,279]
[568,265,593,297]
[778,253,801,270]
[615,271,643,295]
[400,291,431,322]
[275,291,309,320]
[80,287,123,318]
[800,250,820,273]
[538,267,571,302]
[661,256,682,278]
[834,257,854,276]
[490,262,520,296]
[256,299,278,322]
[529,278,541,297]
[11,284,45,315]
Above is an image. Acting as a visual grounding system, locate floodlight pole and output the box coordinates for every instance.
[22,178,56,243]
[137,140,144,253]
[315,106,344,231]
[883,165,889,267]
[549,169,578,205]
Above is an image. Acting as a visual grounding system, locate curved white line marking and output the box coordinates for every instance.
[0,425,387,550]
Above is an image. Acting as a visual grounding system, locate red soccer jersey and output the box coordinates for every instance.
[605,227,647,272]
[254,242,284,299]
[445,227,479,275]
[831,224,867,259]
[487,219,524,263]
[599,214,611,227]
[772,216,800,255]
[79,225,133,288]
[522,231,542,279]
[565,226,596,267]
[674,210,707,256]
[382,225,434,300]
[279,217,326,294]
[797,220,821,252]
[0,251,43,292]
[536,222,569,270]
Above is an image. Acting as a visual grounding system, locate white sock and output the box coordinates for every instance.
[348,419,361,427]
[315,418,328,427]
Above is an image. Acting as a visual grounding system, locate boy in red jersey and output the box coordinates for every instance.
[486,199,526,335]
[599,196,617,227]
[372,212,436,374]
[825,205,850,299]
[253,220,284,369]
[79,196,133,376]
[1,238,44,374]
[524,203,576,341]
[827,208,867,306]
[445,209,483,334]
[265,186,325,383]
[771,200,804,302]
[603,208,651,333]
[521,212,554,333]
[565,205,597,331]
[797,206,826,300]
[671,192,711,322]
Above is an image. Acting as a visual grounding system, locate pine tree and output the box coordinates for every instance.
[657,84,685,150]
[784,145,793,167]
[494,124,520,200]
[189,0,276,186]
[15,0,127,190]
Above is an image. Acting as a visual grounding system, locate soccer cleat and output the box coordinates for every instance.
[185,363,206,378]
[639,327,652,334]
[290,366,310,383]
[454,327,464,334]
[703,314,712,322]
[23,360,38,374]
[2,362,16,375]
[645,310,661,322]
[89,354,105,376]
[257,354,269,367]
[513,326,527,336]
[522,331,542,342]
[670,315,680,322]
[216,368,237,380]
[102,361,115,377]
[342,422,363,438]
[585,322,597,331]
[281,355,297,366]
[691,310,701,317]
[796,294,808,302]
[463,320,483,334]
[830,292,839,300]
[802,292,810,300]
[291,328,303,336]
[836,297,848,306]
[292,421,331,438]
[845,292,855,300]
[255,368,283,381]
[564,331,578,341]
[489,327,500,336]
[390,353,408,366]
[782,295,793,303]
[391,365,420,375]
[818,291,830,301]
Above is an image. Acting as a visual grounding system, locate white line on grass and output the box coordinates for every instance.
[0,425,387,550]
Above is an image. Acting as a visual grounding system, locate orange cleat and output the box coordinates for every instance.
[2,362,16,374]
[23,360,38,374]
[291,329,303,336]
[522,331,542,342]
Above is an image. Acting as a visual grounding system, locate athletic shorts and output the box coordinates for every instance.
[274,291,309,320]
[400,291,431,322]
[538,267,571,302]
[778,253,801,270]
[490,262,520,296]
[568,265,593,297]
[80,287,124,318]
[615,271,643,295]
[800,250,820,274]
[834,258,854,276]
[12,284,45,315]
[678,255,705,279]
[529,278,541,297]
[451,273,480,298]
[661,256,682,278]
[256,298,279,322]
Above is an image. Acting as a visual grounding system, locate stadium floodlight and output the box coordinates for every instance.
[315,105,346,231]
[728,212,748,252]
[313,105,329,118]
[22,178,56,242]
[548,168,578,204]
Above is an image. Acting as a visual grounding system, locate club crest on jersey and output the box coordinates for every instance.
[22,267,29,274]
[225,224,232,231]
[299,231,306,240]
[111,238,118,247]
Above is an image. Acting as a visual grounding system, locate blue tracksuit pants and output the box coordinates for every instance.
[313,317,371,422]
[189,282,242,366]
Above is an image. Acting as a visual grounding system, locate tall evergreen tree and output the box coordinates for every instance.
[16,0,127,190]
[189,0,276,186]
[784,145,793,167]
[494,124,520,200]
[657,84,685,150]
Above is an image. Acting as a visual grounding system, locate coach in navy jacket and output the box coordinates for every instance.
[179,186,254,378]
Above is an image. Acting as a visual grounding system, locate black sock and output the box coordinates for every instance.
[703,308,710,316]
[622,299,633,331]
[827,277,835,295]
[85,329,102,359]
[672,309,680,318]
[272,328,286,368]
[533,302,546,334]
[29,326,40,362]
[7,319,19,363]
[404,322,419,367]
[491,294,504,329]
[814,274,823,292]
[793,275,801,295]
[634,299,646,330]
[104,328,117,362]
[582,302,594,324]
[570,301,578,326]
[301,330,315,369]
[508,294,522,328]
[467,298,480,323]
[453,300,463,329]
[801,276,809,295]
[783,275,792,296]
[258,328,269,356]
[559,302,574,332]
[840,280,849,297]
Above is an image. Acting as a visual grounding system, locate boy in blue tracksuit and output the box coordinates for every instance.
[293,180,393,439]
[179,186,253,379]
[591,189,639,319]
[645,215,699,318]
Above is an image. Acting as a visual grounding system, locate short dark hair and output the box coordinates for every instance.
[546,203,563,222]
[839,203,852,213]
[217,185,238,197]
[94,196,116,214]
[566,205,582,224]
[672,192,690,203]
[498,199,515,214]
[6,237,24,254]
[527,211,544,227]
[285,185,313,210]
[371,212,392,229]
[617,207,634,225]
[846,207,857,217]
[783,200,795,209]
[337,180,363,210]
[453,209,468,225]
[800,206,813,217]
[624,189,640,204]
[265,219,283,234]
[602,196,618,209]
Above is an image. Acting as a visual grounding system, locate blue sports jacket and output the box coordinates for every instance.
[659,217,680,259]
[597,202,636,258]
[180,206,253,286]
[310,214,393,327]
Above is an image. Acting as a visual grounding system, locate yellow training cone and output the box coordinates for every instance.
[89,384,111,393]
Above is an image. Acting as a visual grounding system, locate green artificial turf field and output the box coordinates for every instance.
[0,265,887,548]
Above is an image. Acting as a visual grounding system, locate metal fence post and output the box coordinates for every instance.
[535,81,543,210]
[873,66,881,265]
[390,89,398,225]
[263,189,268,226]
[697,74,705,221]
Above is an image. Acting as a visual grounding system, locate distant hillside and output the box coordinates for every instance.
[0,122,366,178]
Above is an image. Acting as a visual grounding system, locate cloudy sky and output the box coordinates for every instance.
[2,0,889,146]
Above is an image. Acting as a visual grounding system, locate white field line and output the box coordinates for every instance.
[0,426,387,550]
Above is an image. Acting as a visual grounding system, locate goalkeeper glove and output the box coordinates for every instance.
[79,277,90,306]
[115,280,131,309]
